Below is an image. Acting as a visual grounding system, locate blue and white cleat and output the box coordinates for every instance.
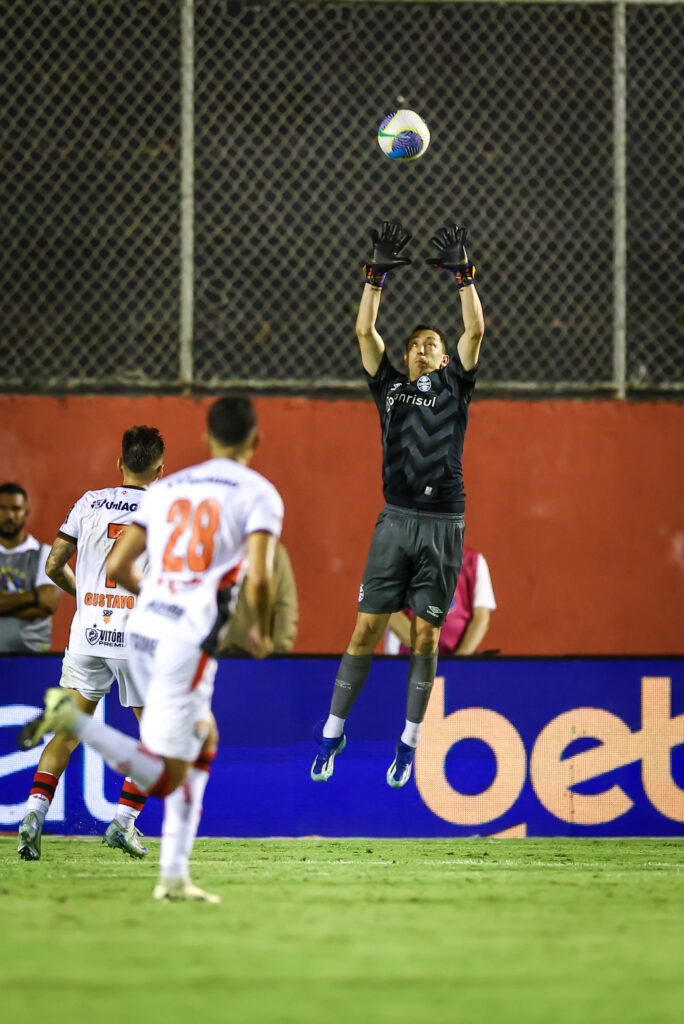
[103,819,149,859]
[311,733,346,782]
[386,741,416,788]
[17,811,43,861]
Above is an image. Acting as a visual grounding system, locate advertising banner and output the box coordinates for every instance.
[1,656,682,837]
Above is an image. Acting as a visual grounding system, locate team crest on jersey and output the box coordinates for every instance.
[86,623,125,648]
[417,375,432,393]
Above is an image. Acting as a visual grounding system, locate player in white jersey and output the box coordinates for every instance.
[20,397,284,903]
[17,427,165,862]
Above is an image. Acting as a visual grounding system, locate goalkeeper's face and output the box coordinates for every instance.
[0,492,29,542]
[404,330,449,381]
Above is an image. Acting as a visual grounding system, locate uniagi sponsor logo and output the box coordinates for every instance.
[90,499,139,512]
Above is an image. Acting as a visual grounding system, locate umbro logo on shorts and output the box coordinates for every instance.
[427,605,443,617]
[358,585,365,603]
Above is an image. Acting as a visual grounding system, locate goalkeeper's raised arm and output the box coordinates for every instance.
[425,222,484,371]
[355,219,412,376]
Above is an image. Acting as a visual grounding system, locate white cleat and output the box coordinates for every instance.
[152,877,221,904]
[18,689,81,750]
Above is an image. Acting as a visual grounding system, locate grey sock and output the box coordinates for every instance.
[405,651,438,724]
[329,652,373,720]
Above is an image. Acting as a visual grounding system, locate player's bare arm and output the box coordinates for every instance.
[46,536,77,597]
[244,529,277,658]
[357,220,412,376]
[426,222,484,370]
[106,523,147,596]
[457,282,485,371]
[355,284,385,376]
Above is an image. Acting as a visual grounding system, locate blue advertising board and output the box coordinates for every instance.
[1,655,682,837]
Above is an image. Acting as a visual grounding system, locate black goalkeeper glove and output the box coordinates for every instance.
[363,220,412,287]
[426,223,476,290]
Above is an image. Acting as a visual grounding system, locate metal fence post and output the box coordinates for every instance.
[613,0,627,399]
[180,0,195,387]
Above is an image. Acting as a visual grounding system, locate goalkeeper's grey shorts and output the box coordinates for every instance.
[357,503,465,627]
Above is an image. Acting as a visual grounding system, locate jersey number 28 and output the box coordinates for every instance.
[162,499,220,573]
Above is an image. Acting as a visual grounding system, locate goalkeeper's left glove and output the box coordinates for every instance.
[425,223,476,290]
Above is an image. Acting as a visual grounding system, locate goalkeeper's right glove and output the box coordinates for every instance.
[363,220,412,288]
[426,223,476,290]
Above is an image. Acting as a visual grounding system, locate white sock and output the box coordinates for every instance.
[401,720,421,747]
[322,714,345,739]
[76,715,165,792]
[182,767,211,865]
[159,767,212,880]
[26,793,51,823]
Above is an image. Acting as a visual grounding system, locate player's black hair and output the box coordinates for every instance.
[121,426,165,474]
[406,324,448,354]
[0,482,28,501]
[208,395,257,447]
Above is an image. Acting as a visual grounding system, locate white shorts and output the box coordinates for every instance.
[59,649,146,708]
[128,631,217,763]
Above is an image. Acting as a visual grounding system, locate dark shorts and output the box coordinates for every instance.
[357,503,465,626]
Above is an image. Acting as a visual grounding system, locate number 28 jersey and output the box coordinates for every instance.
[58,485,148,657]
[131,457,284,644]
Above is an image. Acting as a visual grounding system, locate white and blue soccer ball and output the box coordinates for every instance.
[377,109,430,161]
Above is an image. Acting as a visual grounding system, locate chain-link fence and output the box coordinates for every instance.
[0,0,681,395]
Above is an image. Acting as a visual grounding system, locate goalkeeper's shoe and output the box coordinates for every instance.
[17,811,43,861]
[310,733,346,782]
[19,689,80,750]
[386,741,416,789]
[103,819,149,859]
[152,877,221,904]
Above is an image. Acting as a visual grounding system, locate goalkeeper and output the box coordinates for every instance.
[311,220,485,788]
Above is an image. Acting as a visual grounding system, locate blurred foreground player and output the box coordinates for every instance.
[17,427,165,861]
[21,397,283,903]
[312,221,484,788]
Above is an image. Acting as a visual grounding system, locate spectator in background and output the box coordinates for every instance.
[220,542,298,656]
[0,483,61,653]
[385,546,496,656]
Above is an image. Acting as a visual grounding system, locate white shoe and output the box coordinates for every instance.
[18,689,80,750]
[152,877,221,904]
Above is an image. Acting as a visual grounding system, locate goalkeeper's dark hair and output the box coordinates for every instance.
[121,426,165,474]
[0,482,28,502]
[208,395,257,448]
[406,323,448,354]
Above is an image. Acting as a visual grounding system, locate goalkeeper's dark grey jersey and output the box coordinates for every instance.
[365,351,477,514]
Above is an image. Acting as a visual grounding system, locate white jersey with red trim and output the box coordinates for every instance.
[59,485,148,657]
[131,457,283,644]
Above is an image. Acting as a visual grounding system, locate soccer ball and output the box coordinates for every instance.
[377,109,430,161]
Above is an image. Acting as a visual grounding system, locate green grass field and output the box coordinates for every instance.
[1,837,682,1024]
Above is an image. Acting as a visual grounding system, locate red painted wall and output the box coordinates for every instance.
[2,395,683,654]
